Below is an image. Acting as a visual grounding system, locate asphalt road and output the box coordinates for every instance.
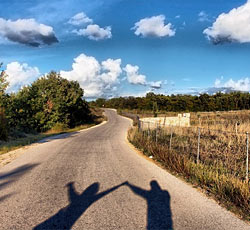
[0,109,249,230]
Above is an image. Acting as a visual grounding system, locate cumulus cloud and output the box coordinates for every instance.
[60,53,121,98]
[68,12,93,26]
[132,15,175,38]
[123,64,147,85]
[204,1,250,44]
[201,77,250,95]
[73,24,112,41]
[198,11,210,22]
[0,18,58,47]
[215,77,250,91]
[5,62,40,92]
[123,64,163,91]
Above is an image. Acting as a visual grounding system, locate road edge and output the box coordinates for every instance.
[0,120,108,169]
[121,115,250,225]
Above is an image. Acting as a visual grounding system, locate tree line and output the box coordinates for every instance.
[92,92,250,113]
[0,66,91,140]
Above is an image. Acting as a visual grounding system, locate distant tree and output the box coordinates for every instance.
[98,91,250,113]
[95,98,106,107]
[152,102,158,117]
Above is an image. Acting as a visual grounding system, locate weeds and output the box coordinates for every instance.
[128,127,250,220]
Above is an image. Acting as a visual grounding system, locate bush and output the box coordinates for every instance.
[5,72,91,133]
[0,108,8,141]
[50,122,69,132]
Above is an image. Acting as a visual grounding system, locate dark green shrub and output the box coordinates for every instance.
[0,108,8,141]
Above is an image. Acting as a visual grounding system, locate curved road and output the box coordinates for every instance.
[0,109,249,230]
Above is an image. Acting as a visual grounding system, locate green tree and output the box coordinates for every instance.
[6,72,91,132]
[0,63,9,140]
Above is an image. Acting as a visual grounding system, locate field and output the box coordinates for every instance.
[125,109,250,220]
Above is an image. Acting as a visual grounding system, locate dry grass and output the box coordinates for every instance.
[127,109,250,221]
[128,128,250,220]
[125,109,250,133]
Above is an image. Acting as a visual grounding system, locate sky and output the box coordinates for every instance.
[1,0,250,99]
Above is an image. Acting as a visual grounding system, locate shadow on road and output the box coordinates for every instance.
[38,132,78,144]
[0,164,39,203]
[127,180,172,230]
[34,180,172,230]
[34,181,127,230]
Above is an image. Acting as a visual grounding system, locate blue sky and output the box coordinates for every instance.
[1,0,250,99]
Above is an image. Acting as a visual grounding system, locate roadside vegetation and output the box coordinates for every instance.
[123,109,250,221]
[0,107,104,156]
[0,65,104,154]
[92,93,250,220]
[128,127,249,220]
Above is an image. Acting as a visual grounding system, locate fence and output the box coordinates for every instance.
[138,120,249,182]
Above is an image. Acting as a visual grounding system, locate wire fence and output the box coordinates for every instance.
[138,120,249,182]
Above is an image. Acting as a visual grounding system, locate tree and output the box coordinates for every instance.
[0,63,8,96]
[0,63,9,140]
[6,72,91,132]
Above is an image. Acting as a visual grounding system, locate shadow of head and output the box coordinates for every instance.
[150,180,161,191]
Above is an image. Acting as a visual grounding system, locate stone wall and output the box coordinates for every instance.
[140,113,190,129]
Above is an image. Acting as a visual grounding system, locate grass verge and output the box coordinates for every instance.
[128,127,250,222]
[0,107,105,156]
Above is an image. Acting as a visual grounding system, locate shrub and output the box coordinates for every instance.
[0,108,8,141]
[50,122,69,132]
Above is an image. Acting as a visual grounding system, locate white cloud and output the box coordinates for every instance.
[204,1,250,44]
[60,53,121,98]
[215,77,250,91]
[123,64,147,85]
[73,24,112,41]
[68,12,93,26]
[132,15,175,38]
[0,18,58,47]
[100,58,122,83]
[149,81,162,89]
[5,62,40,92]
[214,76,223,87]
[198,11,210,22]
[123,64,163,91]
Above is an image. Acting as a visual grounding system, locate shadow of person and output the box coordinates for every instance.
[34,181,126,230]
[126,180,172,230]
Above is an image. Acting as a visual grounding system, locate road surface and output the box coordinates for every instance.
[0,109,249,230]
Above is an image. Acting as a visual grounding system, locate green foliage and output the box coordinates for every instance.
[4,72,91,132]
[96,92,250,112]
[0,63,9,97]
[0,63,9,140]
[93,98,106,107]
[50,122,69,132]
[0,108,8,141]
[152,102,158,117]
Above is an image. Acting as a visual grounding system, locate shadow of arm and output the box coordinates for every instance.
[127,183,147,198]
[96,182,126,199]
